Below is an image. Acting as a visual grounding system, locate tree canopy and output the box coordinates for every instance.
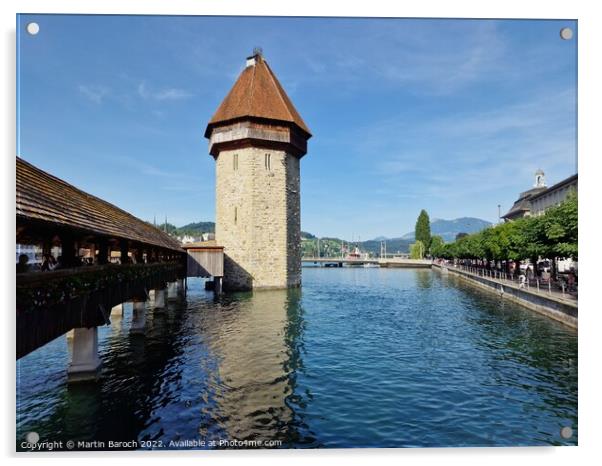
[415,210,431,252]
[435,193,577,264]
[430,235,445,258]
[410,240,425,259]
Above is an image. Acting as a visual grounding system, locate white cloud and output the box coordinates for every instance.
[137,81,193,101]
[110,155,198,181]
[353,87,576,203]
[154,88,193,101]
[78,84,110,104]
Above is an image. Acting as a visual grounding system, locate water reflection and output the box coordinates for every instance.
[437,273,578,444]
[195,288,307,445]
[16,271,577,449]
[414,269,433,289]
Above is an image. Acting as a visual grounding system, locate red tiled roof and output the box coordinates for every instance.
[16,157,183,251]
[205,54,311,137]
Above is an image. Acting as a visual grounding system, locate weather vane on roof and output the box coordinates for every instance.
[253,46,263,57]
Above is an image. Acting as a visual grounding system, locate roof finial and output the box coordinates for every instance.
[246,47,263,67]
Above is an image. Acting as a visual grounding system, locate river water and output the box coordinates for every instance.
[16,268,578,449]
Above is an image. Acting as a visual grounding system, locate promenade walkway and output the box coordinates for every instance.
[443,264,577,305]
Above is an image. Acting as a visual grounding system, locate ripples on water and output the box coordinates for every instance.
[16,268,578,449]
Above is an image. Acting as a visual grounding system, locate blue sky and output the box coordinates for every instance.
[17,15,577,240]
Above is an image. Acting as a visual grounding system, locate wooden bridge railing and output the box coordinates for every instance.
[16,262,185,359]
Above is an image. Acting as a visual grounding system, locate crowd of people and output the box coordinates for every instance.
[435,258,578,295]
[16,253,100,274]
[17,254,64,274]
[16,250,148,274]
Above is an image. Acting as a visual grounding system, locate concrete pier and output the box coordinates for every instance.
[110,304,123,333]
[111,303,124,316]
[214,276,223,294]
[167,282,178,301]
[67,327,102,382]
[154,289,166,308]
[130,301,147,334]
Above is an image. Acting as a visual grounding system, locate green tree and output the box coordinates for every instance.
[430,235,445,257]
[435,192,577,279]
[541,191,578,259]
[415,210,431,253]
[410,240,425,259]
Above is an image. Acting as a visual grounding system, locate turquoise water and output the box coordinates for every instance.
[16,268,578,449]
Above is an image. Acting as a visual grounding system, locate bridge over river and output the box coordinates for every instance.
[16,157,194,381]
[302,257,432,268]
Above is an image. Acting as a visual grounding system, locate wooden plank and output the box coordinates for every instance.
[186,250,223,277]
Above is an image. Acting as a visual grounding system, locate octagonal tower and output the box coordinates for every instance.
[205,51,312,291]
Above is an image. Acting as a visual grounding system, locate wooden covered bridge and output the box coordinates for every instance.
[16,157,195,381]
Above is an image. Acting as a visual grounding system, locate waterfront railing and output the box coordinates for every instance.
[446,264,577,302]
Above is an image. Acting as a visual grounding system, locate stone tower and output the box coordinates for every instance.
[205,51,312,291]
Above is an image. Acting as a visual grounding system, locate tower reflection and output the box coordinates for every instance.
[198,288,312,446]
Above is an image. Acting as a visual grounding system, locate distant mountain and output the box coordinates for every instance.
[177,216,489,255]
[360,237,412,255]
[174,221,215,237]
[402,217,491,242]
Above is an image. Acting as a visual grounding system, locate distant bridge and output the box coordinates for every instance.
[302,257,432,268]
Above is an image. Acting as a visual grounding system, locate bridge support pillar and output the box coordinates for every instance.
[130,301,146,334]
[176,278,184,293]
[214,277,222,294]
[111,303,124,316]
[167,282,178,301]
[67,327,101,383]
[154,289,166,308]
[110,306,123,332]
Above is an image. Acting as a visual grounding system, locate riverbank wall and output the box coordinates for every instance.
[379,258,432,268]
[432,264,578,329]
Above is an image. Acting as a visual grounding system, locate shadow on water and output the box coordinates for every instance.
[414,269,433,289]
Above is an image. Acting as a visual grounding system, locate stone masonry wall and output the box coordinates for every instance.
[286,155,301,286]
[215,147,301,290]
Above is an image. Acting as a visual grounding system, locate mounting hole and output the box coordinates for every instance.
[560,27,573,40]
[25,431,40,443]
[560,426,573,439]
[26,22,40,35]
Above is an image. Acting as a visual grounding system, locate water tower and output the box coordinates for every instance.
[205,51,312,290]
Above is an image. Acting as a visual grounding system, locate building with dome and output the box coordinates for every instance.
[502,170,578,221]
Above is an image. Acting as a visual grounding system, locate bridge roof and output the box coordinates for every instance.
[181,240,223,250]
[16,157,183,252]
[205,53,311,138]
